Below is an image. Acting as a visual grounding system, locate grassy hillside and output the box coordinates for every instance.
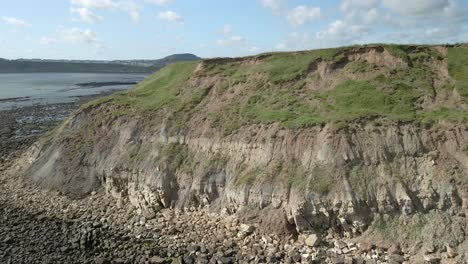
[87,44,468,133]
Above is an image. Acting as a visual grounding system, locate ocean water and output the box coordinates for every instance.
[0,73,148,109]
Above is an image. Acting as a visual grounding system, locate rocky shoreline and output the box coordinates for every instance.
[75,81,139,88]
[0,174,420,264]
[0,93,112,171]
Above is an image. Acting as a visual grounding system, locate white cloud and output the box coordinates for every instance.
[378,0,467,33]
[0,16,32,28]
[287,6,321,27]
[71,7,102,23]
[423,27,459,40]
[275,42,287,50]
[222,24,232,35]
[260,0,286,12]
[382,24,467,45]
[70,0,141,22]
[39,37,57,45]
[362,8,378,24]
[382,0,451,16]
[217,25,249,48]
[250,46,260,52]
[216,35,246,46]
[158,11,183,24]
[145,0,173,5]
[128,9,141,21]
[338,0,379,25]
[275,32,314,51]
[59,27,100,45]
[38,26,106,54]
[70,0,118,9]
[276,18,373,52]
[316,20,370,43]
[382,0,467,23]
[340,0,376,12]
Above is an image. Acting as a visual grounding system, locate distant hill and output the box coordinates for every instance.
[111,54,201,67]
[0,53,201,73]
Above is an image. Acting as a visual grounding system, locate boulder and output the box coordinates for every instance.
[305,234,321,247]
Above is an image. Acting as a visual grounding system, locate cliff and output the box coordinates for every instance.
[9,44,468,255]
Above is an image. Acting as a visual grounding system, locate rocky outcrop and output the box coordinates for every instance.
[11,106,467,237]
[3,177,441,264]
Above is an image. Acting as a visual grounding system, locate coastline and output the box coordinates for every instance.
[0,92,113,171]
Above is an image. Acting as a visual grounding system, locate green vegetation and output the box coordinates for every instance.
[236,166,259,185]
[236,160,283,185]
[448,46,468,98]
[347,166,371,197]
[201,48,342,84]
[113,61,198,110]
[383,45,409,61]
[319,80,416,122]
[90,44,467,134]
[345,60,375,74]
[81,97,113,110]
[162,143,188,172]
[369,214,427,242]
[128,144,154,162]
[288,164,336,194]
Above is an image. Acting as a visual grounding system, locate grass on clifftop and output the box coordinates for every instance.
[448,46,468,99]
[92,44,467,132]
[202,48,343,84]
[112,61,198,111]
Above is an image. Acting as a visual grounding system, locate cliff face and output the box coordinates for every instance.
[9,45,468,243]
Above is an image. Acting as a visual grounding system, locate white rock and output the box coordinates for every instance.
[305,234,321,247]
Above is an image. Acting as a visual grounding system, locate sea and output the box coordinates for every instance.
[0,73,148,110]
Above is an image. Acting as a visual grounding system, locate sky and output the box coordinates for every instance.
[0,0,467,60]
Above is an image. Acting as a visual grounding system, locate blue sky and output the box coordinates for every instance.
[0,0,467,60]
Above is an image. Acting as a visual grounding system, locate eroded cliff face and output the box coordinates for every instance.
[11,106,467,237]
[8,45,468,250]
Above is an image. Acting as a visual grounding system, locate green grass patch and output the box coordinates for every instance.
[81,96,113,110]
[202,48,343,85]
[161,143,188,172]
[419,107,468,123]
[236,166,259,185]
[448,46,468,98]
[112,61,198,112]
[383,45,410,61]
[345,60,375,74]
[289,164,336,194]
[369,214,427,242]
[83,44,467,134]
[319,80,417,122]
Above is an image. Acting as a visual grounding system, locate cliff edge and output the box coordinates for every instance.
[9,44,468,259]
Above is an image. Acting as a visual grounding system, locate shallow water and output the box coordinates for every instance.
[0,73,148,110]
